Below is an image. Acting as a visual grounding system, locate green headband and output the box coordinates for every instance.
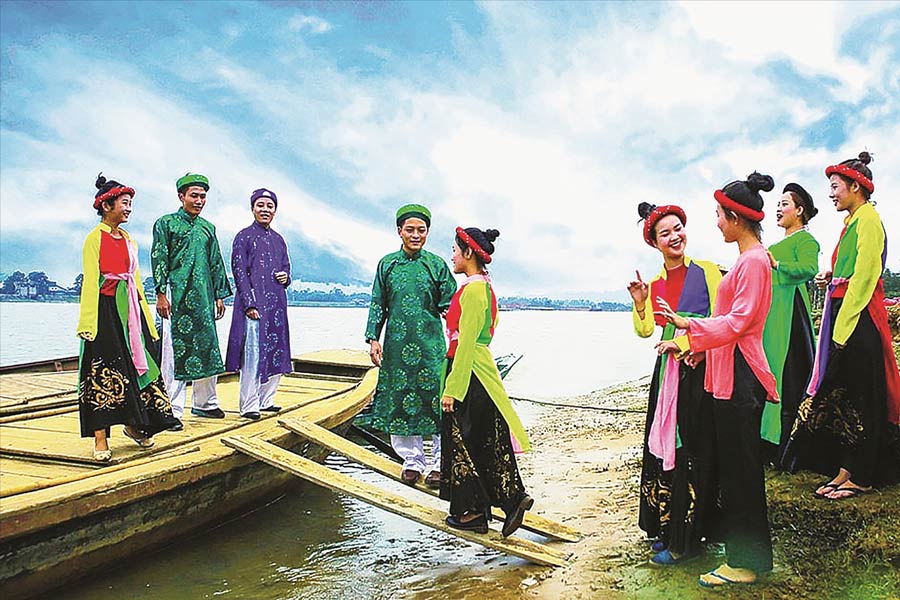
[176,172,210,193]
[395,203,431,227]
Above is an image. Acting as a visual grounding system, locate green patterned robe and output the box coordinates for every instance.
[362,248,457,436]
[151,208,232,380]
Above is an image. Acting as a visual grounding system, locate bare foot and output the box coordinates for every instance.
[826,481,872,500]
[815,469,850,497]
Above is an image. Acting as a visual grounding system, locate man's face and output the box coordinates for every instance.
[252,197,276,226]
[179,186,208,216]
[398,217,428,255]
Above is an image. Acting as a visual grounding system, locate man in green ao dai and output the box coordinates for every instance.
[151,173,232,429]
[364,204,457,488]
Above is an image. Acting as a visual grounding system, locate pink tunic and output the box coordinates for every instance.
[688,244,778,402]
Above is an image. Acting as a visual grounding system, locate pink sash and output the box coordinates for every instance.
[103,237,148,376]
[647,329,684,471]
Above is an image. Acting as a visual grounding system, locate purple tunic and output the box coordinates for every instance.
[225,221,292,383]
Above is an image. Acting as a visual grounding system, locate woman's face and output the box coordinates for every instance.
[829,174,858,212]
[776,193,803,230]
[715,203,737,243]
[104,194,132,225]
[450,240,469,274]
[653,214,687,261]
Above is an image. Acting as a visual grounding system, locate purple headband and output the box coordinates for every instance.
[250,188,278,208]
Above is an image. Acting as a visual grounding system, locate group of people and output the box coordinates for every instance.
[76,183,534,537]
[363,204,533,537]
[77,172,293,461]
[76,150,897,571]
[629,151,900,588]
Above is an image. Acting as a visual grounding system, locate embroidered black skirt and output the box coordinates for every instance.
[78,295,177,437]
[439,361,527,519]
[639,356,720,556]
[785,298,900,487]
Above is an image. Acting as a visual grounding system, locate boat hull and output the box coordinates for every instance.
[0,351,376,599]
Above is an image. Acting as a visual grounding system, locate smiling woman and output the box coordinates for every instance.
[76,173,178,461]
[627,202,722,566]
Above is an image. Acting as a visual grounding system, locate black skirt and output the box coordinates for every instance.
[78,295,177,437]
[639,356,720,556]
[767,288,816,468]
[784,298,900,487]
[439,361,527,519]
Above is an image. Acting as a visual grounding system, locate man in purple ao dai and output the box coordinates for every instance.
[225,188,292,419]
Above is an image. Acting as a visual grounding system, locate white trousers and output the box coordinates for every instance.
[161,318,219,419]
[390,434,441,474]
[239,318,282,415]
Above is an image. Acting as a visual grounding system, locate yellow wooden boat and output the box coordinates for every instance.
[0,350,376,599]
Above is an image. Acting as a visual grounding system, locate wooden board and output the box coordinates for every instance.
[0,376,355,466]
[280,417,582,543]
[222,435,569,567]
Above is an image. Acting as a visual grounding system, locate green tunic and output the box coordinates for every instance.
[761,229,819,443]
[362,248,457,436]
[151,208,232,381]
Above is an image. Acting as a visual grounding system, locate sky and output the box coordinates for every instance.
[1,0,898,299]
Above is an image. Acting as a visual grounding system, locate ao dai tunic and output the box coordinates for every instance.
[225,222,292,383]
[151,208,232,380]
[362,248,457,436]
[760,230,819,443]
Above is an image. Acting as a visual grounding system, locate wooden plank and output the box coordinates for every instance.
[222,435,569,567]
[280,417,582,543]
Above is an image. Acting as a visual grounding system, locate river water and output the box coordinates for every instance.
[0,303,655,599]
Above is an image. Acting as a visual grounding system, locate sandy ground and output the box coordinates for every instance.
[516,378,653,599]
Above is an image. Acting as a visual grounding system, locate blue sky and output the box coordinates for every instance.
[2,0,898,298]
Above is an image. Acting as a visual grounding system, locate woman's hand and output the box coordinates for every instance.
[655,340,681,356]
[814,270,833,290]
[627,270,649,311]
[274,271,290,285]
[653,297,689,330]
[767,251,778,270]
[685,351,705,368]
[77,331,94,341]
[215,299,226,320]
[245,307,260,320]
[441,395,455,413]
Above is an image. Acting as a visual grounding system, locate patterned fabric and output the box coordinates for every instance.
[225,221,292,383]
[78,295,177,438]
[439,364,527,519]
[361,248,457,436]
[151,208,231,381]
[761,229,819,445]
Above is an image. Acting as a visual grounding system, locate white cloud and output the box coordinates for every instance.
[287,15,333,35]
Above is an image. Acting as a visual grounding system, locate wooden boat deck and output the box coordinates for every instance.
[0,350,372,498]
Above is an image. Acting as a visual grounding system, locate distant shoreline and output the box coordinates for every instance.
[0,298,631,311]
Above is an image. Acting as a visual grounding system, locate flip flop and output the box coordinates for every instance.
[826,485,872,500]
[698,567,756,588]
[813,481,841,499]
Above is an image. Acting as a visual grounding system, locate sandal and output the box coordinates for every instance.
[698,565,757,587]
[813,481,841,499]
[123,427,155,449]
[92,448,112,462]
[826,484,872,500]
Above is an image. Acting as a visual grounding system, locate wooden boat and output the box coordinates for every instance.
[0,350,377,599]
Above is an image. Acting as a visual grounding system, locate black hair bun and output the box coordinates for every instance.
[95,173,107,190]
[858,151,873,165]
[484,229,500,243]
[746,171,775,193]
[637,202,656,220]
